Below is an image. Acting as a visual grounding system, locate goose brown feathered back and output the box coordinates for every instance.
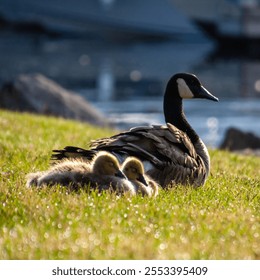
[122,157,159,197]
[27,152,135,195]
[52,73,218,188]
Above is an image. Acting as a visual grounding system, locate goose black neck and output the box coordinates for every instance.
[163,83,199,143]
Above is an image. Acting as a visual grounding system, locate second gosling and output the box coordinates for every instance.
[122,157,159,197]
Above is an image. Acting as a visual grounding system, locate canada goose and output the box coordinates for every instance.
[27,152,135,195]
[122,157,159,197]
[52,73,218,188]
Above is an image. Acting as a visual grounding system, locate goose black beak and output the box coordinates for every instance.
[115,170,127,179]
[137,174,148,186]
[198,85,219,102]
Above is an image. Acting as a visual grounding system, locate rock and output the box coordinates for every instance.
[0,73,109,126]
[220,127,260,151]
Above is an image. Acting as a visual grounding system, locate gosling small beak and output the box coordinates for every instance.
[115,170,127,179]
[137,174,148,186]
[198,85,219,102]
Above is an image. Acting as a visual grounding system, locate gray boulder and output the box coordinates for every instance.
[220,127,260,151]
[0,73,109,127]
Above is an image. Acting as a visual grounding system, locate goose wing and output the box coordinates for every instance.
[90,123,199,169]
[52,124,199,169]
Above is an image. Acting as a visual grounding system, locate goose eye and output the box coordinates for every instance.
[192,78,200,86]
[190,79,196,85]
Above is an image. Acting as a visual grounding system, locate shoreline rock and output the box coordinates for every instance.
[220,127,260,156]
[0,73,110,127]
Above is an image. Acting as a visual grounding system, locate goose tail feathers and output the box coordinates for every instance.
[51,146,96,161]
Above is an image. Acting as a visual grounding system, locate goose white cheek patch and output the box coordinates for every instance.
[177,78,194,99]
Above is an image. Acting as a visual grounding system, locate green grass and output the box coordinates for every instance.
[0,109,259,260]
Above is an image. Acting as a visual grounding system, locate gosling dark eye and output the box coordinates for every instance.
[108,162,114,167]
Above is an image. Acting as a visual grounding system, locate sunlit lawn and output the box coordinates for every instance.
[0,109,259,259]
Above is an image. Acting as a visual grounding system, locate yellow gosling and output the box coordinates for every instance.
[122,157,159,197]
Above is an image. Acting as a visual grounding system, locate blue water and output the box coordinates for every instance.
[0,30,259,148]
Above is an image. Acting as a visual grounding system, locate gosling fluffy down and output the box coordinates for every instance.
[122,157,159,197]
[26,151,135,195]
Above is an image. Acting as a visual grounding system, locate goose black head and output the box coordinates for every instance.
[168,73,219,102]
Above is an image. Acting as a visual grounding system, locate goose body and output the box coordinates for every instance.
[27,152,135,195]
[122,157,159,197]
[52,73,218,188]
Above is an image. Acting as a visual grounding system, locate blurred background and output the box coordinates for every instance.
[0,0,260,148]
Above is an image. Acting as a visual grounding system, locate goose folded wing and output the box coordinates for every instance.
[90,124,199,169]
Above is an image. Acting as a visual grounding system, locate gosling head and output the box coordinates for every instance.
[167,73,219,102]
[92,152,126,179]
[122,157,148,186]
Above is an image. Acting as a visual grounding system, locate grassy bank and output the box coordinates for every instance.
[0,109,259,259]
